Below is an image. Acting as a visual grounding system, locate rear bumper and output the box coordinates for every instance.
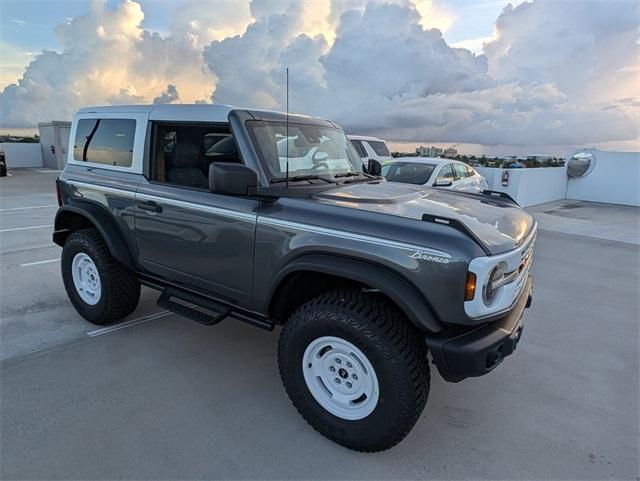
[427,276,532,383]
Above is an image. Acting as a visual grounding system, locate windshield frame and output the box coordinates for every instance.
[245,119,364,185]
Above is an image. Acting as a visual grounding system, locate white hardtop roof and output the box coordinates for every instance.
[347,134,386,142]
[76,104,237,122]
[74,104,335,125]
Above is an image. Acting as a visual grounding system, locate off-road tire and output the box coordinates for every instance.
[278,289,430,452]
[61,228,140,325]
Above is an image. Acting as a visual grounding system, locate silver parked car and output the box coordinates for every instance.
[384,157,488,193]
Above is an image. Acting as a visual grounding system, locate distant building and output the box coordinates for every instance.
[442,147,457,158]
[416,145,444,157]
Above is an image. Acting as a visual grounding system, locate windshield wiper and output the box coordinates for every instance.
[333,171,361,178]
[270,174,337,184]
[334,171,381,183]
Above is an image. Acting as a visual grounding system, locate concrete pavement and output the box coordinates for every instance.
[1,170,638,479]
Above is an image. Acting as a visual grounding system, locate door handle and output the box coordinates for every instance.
[138,200,162,214]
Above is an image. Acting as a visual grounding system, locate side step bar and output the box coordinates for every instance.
[155,286,274,331]
[158,288,230,326]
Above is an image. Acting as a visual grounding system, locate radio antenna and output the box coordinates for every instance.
[285,67,289,189]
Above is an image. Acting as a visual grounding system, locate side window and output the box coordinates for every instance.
[351,140,368,158]
[73,118,135,167]
[151,123,238,189]
[436,163,455,181]
[367,141,390,157]
[453,163,468,179]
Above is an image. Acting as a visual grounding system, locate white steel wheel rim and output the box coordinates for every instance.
[302,336,379,420]
[71,253,102,305]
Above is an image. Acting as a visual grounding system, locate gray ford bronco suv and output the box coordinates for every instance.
[54,104,535,452]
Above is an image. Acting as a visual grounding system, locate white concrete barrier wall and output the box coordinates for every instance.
[475,166,567,207]
[0,143,43,168]
[566,151,640,207]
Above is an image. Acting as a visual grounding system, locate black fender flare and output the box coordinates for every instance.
[53,202,135,269]
[268,253,442,333]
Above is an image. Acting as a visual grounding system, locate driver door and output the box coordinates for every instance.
[135,121,258,309]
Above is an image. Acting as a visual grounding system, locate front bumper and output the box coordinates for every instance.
[427,276,532,383]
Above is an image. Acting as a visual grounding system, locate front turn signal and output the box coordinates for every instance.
[464,272,477,301]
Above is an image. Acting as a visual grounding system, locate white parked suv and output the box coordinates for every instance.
[347,135,392,167]
[383,157,488,193]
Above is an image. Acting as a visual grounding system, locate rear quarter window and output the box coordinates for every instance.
[73,118,136,167]
[465,164,476,176]
[453,162,469,179]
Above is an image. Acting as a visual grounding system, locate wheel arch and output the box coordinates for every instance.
[53,203,135,270]
[267,253,442,333]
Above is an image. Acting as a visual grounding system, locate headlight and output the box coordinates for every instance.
[483,262,506,306]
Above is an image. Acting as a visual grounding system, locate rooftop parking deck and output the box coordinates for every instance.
[1,168,638,480]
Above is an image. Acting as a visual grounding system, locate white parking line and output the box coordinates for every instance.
[0,204,57,212]
[20,258,60,267]
[0,224,53,233]
[86,311,172,337]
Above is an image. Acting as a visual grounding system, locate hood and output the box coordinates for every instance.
[312,182,535,255]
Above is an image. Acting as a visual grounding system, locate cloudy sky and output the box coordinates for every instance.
[1,0,638,155]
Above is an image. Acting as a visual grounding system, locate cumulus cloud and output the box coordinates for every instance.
[204,0,638,146]
[1,0,638,150]
[205,2,493,112]
[0,0,245,127]
[484,0,639,102]
[153,84,180,104]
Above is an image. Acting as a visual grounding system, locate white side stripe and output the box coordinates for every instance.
[66,181,136,198]
[136,192,257,222]
[64,182,451,259]
[259,217,452,258]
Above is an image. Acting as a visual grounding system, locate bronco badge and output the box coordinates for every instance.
[410,251,450,263]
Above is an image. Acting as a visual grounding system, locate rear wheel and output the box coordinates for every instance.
[61,228,140,325]
[278,290,430,452]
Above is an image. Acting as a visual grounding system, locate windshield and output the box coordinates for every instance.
[246,120,364,181]
[385,162,436,185]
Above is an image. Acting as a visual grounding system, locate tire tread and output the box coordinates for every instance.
[278,289,430,452]
[62,228,140,325]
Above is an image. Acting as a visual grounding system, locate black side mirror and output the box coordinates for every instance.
[367,159,382,176]
[209,162,258,196]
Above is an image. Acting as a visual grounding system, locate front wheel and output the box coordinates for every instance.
[278,290,430,452]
